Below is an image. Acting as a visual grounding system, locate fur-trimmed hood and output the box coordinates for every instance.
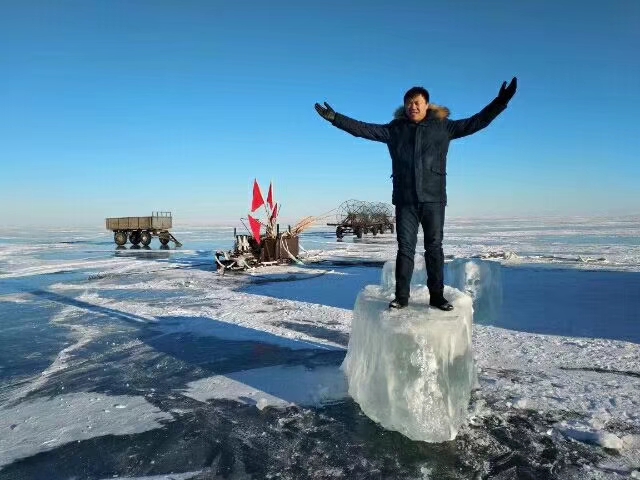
[393,104,450,121]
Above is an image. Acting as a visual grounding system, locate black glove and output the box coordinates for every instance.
[497,77,517,104]
[315,102,336,122]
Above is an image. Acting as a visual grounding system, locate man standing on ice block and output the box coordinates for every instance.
[315,78,517,311]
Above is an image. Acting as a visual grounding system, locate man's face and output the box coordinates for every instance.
[404,95,428,123]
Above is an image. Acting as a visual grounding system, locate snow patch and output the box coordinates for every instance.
[184,364,348,408]
[0,392,173,468]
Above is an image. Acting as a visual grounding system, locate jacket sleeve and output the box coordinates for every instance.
[331,113,391,143]
[446,98,507,140]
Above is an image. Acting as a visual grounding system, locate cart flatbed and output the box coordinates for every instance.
[105,211,182,247]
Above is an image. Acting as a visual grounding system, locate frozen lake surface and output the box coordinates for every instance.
[1,217,639,479]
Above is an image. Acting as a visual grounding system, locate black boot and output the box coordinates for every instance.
[389,298,408,310]
[429,295,453,311]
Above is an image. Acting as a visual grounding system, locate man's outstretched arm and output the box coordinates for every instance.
[315,102,391,143]
[446,77,517,140]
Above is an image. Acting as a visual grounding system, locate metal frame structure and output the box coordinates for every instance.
[327,199,395,239]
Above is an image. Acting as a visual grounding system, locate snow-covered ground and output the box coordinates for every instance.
[0,218,639,479]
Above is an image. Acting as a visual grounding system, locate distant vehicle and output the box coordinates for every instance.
[105,211,182,247]
[327,199,395,239]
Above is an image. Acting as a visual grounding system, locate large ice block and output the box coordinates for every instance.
[341,284,475,442]
[381,254,502,324]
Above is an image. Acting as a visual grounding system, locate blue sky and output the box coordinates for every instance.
[2,0,639,227]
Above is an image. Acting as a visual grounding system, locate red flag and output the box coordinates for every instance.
[248,215,262,245]
[251,179,265,212]
[266,182,274,210]
[270,203,279,222]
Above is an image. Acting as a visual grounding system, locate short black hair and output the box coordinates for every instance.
[403,86,430,104]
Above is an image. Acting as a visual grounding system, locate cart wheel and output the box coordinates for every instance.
[129,232,141,245]
[114,232,127,246]
[336,226,344,239]
[140,231,152,246]
[159,232,170,246]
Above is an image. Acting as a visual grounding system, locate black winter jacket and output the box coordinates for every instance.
[331,97,508,205]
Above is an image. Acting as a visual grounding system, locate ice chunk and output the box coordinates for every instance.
[341,284,475,442]
[446,259,502,325]
[381,254,426,291]
[557,424,624,450]
[381,255,502,325]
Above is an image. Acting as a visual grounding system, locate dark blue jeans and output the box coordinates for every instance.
[395,202,446,303]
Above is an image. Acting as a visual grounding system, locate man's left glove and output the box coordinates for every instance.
[314,102,336,122]
[497,77,517,104]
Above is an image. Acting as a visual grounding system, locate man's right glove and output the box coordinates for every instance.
[314,102,336,122]
[497,77,518,104]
